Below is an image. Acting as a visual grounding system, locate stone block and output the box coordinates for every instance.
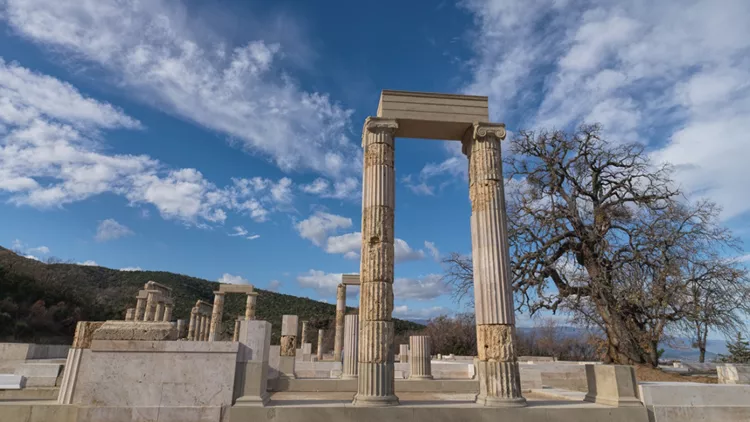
[520,368,542,391]
[584,364,642,407]
[281,315,298,336]
[268,345,280,380]
[234,320,271,406]
[279,356,296,379]
[219,284,255,293]
[376,90,489,140]
[717,364,750,384]
[0,374,25,389]
[91,320,177,341]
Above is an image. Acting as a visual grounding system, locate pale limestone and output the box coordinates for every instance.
[208,292,225,342]
[188,308,198,340]
[218,284,255,293]
[717,364,750,384]
[300,321,309,346]
[409,336,433,380]
[234,320,272,406]
[399,344,409,363]
[317,329,324,361]
[0,374,24,389]
[334,283,345,361]
[639,382,750,422]
[584,364,642,407]
[245,293,257,320]
[342,314,359,380]
[13,363,61,387]
[91,320,177,341]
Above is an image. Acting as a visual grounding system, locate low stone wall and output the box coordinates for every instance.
[0,343,70,360]
[639,382,750,422]
[520,362,588,392]
[67,340,239,411]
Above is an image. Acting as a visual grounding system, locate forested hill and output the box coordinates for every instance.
[0,246,423,344]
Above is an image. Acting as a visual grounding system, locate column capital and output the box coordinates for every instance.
[363,117,399,134]
[462,122,507,155]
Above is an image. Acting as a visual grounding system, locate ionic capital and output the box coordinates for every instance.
[462,122,507,156]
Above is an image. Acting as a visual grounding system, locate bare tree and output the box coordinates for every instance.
[442,124,749,366]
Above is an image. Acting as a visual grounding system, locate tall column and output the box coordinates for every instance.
[300,321,308,347]
[279,315,298,378]
[176,319,186,338]
[209,292,225,341]
[354,117,398,407]
[144,291,157,322]
[233,317,242,342]
[342,314,359,380]
[317,329,325,360]
[163,304,173,322]
[125,308,135,321]
[245,293,257,320]
[463,122,526,407]
[399,344,409,363]
[193,314,203,341]
[155,301,165,322]
[134,297,147,321]
[409,336,433,380]
[334,283,346,361]
[188,308,198,340]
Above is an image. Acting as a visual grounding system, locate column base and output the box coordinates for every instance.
[234,392,270,407]
[475,395,527,407]
[352,394,400,407]
[408,375,433,380]
[341,374,358,380]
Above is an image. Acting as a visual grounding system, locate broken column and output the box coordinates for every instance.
[209,292,225,341]
[125,308,135,321]
[342,314,359,380]
[245,292,257,320]
[155,300,165,322]
[409,336,433,380]
[399,344,409,363]
[201,314,211,341]
[317,329,324,361]
[144,291,158,322]
[163,303,173,322]
[354,117,399,407]
[233,317,242,342]
[134,296,146,321]
[194,314,203,341]
[334,283,346,361]
[463,122,525,407]
[176,319,186,339]
[279,315,298,379]
[188,307,198,340]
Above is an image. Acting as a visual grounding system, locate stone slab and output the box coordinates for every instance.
[0,343,70,360]
[14,363,62,378]
[219,284,255,294]
[91,321,178,341]
[0,374,25,389]
[0,386,59,400]
[584,365,641,407]
[341,274,360,285]
[717,364,750,384]
[639,382,750,422]
[281,315,298,336]
[0,403,77,422]
[269,378,479,393]
[376,90,489,140]
[268,345,281,380]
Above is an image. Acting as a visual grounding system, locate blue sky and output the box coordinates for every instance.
[1,0,749,325]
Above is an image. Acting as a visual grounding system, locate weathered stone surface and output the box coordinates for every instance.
[72,321,105,349]
[717,364,750,384]
[245,293,257,320]
[219,284,255,293]
[362,206,395,244]
[208,292,225,342]
[342,314,359,379]
[584,364,642,407]
[334,284,346,361]
[280,335,296,357]
[0,374,24,389]
[399,344,409,363]
[91,321,177,341]
[409,336,432,380]
[359,282,394,321]
[281,315,298,336]
[476,324,516,361]
[358,321,394,364]
[360,242,395,283]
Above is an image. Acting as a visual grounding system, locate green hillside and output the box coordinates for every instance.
[0,246,423,345]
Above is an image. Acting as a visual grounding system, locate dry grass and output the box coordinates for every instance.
[634,365,717,384]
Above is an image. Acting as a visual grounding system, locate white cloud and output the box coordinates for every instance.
[120,266,143,272]
[247,234,261,240]
[27,245,50,254]
[462,0,750,221]
[218,273,251,285]
[1,0,358,179]
[294,211,352,246]
[23,254,40,261]
[229,226,249,237]
[424,241,440,261]
[393,305,452,320]
[0,59,294,226]
[95,219,133,242]
[301,177,360,200]
[78,260,98,266]
[296,270,342,295]
[394,274,451,300]
[267,279,282,292]
[394,239,425,263]
[318,230,425,263]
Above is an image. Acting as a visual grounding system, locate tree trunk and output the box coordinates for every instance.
[699,347,706,363]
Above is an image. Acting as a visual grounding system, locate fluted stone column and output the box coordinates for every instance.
[317,329,324,360]
[193,314,202,341]
[176,319,186,338]
[134,297,146,321]
[245,293,257,320]
[300,321,308,347]
[209,292,225,341]
[409,336,433,380]
[233,318,242,342]
[463,122,526,407]
[144,291,157,322]
[334,283,346,361]
[354,117,398,407]
[279,315,298,378]
[125,308,135,321]
[188,308,198,340]
[163,304,173,322]
[399,344,409,363]
[201,314,210,341]
[342,314,359,379]
[155,301,165,322]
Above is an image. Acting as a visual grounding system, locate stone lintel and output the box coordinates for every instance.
[144,280,172,293]
[219,284,256,294]
[377,90,489,141]
[342,274,360,285]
